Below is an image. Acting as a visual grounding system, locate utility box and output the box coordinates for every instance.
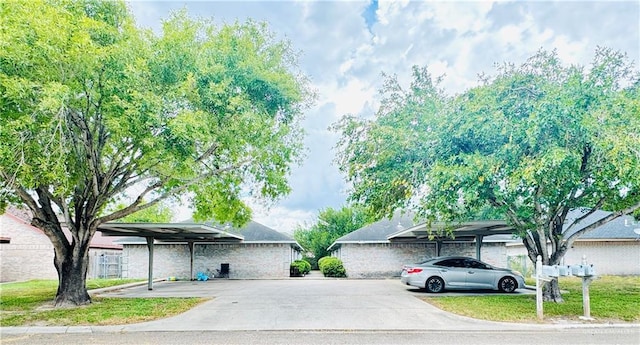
[541,265,559,277]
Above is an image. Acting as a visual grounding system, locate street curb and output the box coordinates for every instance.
[2,323,639,335]
[88,279,165,295]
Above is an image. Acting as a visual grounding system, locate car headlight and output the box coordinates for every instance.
[511,270,523,277]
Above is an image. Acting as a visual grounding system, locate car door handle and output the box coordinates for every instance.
[468,271,474,274]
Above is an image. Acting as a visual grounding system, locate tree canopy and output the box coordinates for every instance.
[0,0,314,305]
[109,201,173,223]
[334,48,640,301]
[294,205,369,263]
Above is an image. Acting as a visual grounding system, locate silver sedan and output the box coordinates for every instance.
[400,256,526,293]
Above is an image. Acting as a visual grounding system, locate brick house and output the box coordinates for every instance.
[328,213,516,278]
[110,220,303,280]
[506,210,640,275]
[329,210,640,278]
[0,208,123,282]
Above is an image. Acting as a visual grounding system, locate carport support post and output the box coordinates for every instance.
[188,241,195,281]
[475,234,483,260]
[146,237,155,291]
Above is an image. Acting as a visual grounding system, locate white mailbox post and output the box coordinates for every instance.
[571,255,596,320]
[535,256,553,320]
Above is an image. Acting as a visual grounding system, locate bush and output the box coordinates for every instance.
[292,259,311,275]
[317,256,332,268]
[318,256,347,278]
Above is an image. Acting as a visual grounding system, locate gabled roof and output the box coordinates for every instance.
[328,212,418,250]
[563,209,640,240]
[181,219,297,244]
[237,221,298,243]
[328,209,639,251]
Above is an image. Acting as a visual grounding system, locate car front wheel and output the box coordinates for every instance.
[499,276,517,293]
[425,276,444,293]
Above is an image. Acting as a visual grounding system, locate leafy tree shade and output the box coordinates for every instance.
[294,206,369,263]
[109,201,173,223]
[334,48,640,302]
[0,0,314,306]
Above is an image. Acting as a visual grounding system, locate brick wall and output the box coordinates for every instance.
[506,240,640,275]
[337,242,509,278]
[1,213,124,282]
[563,241,640,275]
[123,242,294,280]
[0,214,58,282]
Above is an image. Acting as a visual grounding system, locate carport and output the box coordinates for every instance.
[387,220,516,260]
[98,222,243,290]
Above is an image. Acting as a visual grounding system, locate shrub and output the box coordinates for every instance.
[292,259,311,275]
[318,256,347,278]
[317,256,332,268]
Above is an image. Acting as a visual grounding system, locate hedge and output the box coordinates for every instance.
[291,259,312,275]
[318,256,347,277]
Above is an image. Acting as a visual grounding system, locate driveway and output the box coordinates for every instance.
[95,278,541,332]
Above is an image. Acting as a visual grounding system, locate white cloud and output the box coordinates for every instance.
[129,0,639,233]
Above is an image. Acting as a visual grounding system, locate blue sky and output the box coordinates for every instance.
[128,1,640,232]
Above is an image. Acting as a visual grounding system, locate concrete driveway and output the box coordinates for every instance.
[95,277,540,332]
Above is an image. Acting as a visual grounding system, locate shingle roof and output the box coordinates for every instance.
[333,212,418,243]
[329,209,639,249]
[183,218,296,243]
[237,221,296,242]
[564,209,639,240]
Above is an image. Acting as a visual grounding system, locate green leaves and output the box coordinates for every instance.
[334,48,640,250]
[0,0,313,227]
[294,206,369,260]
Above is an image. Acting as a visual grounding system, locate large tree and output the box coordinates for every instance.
[0,0,313,306]
[334,48,640,301]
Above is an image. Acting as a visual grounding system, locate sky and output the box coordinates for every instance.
[128,0,640,233]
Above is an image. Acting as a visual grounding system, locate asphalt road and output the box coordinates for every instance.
[2,329,638,345]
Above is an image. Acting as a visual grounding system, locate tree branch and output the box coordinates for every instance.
[97,158,254,224]
[563,201,640,249]
[562,197,606,235]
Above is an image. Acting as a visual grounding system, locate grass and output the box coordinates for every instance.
[0,279,206,327]
[422,275,640,323]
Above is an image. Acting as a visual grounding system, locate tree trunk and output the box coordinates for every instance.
[53,240,92,306]
[542,278,564,303]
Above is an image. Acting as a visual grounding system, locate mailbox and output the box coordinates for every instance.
[541,265,559,277]
[557,265,572,276]
[584,264,596,276]
[571,264,586,276]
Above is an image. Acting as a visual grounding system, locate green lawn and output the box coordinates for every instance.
[422,276,640,323]
[0,279,206,327]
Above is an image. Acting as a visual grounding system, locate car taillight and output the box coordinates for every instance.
[407,268,423,274]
